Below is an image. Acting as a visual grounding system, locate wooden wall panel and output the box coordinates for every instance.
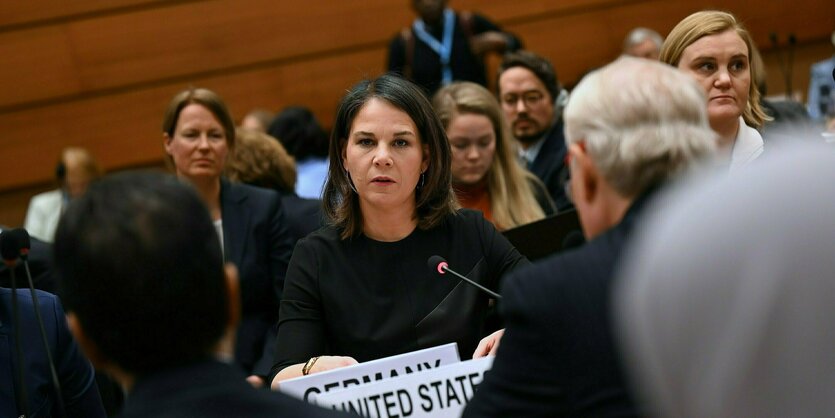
[0,47,386,191]
[0,0,160,28]
[0,26,81,108]
[0,0,413,109]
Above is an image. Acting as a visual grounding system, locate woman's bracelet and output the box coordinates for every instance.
[302,356,321,376]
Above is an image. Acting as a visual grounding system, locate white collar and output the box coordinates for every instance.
[730,116,764,171]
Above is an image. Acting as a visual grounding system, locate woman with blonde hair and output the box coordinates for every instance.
[660,10,770,170]
[433,81,556,230]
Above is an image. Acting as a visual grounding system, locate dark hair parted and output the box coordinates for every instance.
[497,51,560,102]
[161,88,236,166]
[267,106,330,161]
[323,74,458,239]
[54,171,228,376]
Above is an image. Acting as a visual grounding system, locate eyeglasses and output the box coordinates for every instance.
[501,91,547,108]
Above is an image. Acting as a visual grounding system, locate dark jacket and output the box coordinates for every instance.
[462,196,653,417]
[220,179,294,376]
[0,288,106,418]
[120,360,348,418]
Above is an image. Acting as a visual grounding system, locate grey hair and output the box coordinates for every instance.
[564,56,717,198]
[623,27,664,52]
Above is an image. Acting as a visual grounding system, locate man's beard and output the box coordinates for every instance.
[514,126,548,146]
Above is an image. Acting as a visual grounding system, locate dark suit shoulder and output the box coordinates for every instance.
[122,361,348,418]
[501,225,626,319]
[223,180,281,203]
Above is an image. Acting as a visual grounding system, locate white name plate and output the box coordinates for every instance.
[316,356,494,418]
[278,343,460,403]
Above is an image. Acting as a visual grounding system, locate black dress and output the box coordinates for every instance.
[272,209,527,376]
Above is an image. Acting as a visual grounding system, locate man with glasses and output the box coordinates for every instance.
[497,51,571,211]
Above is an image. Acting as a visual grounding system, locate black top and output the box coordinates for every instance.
[272,210,527,376]
[388,12,522,96]
[462,196,653,418]
[121,360,347,418]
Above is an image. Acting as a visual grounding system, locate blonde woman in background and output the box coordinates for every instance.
[433,81,556,230]
[660,10,771,170]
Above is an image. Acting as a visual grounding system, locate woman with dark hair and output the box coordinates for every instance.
[268,106,330,199]
[162,88,294,386]
[270,74,527,386]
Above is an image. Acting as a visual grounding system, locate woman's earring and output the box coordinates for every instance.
[417,172,426,190]
[345,170,358,194]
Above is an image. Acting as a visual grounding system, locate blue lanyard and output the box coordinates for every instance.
[412,8,456,85]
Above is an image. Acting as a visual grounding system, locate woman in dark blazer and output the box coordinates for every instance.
[161,88,293,385]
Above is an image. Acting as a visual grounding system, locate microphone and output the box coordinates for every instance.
[1,228,24,265]
[427,255,501,299]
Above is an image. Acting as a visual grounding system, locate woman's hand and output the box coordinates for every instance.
[473,329,504,358]
[309,355,358,374]
[469,32,509,55]
[271,355,358,390]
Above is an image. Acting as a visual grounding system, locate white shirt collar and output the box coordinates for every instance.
[730,116,764,171]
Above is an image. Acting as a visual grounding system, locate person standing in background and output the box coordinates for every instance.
[388,0,522,95]
[24,147,102,243]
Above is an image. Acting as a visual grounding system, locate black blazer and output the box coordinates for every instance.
[462,196,652,418]
[0,288,106,418]
[220,179,293,376]
[120,360,348,418]
[530,120,571,212]
[278,192,324,245]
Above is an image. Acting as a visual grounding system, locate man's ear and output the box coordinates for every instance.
[570,143,599,207]
[224,263,241,330]
[66,313,107,370]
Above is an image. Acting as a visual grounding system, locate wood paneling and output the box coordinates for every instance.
[0,0,161,28]
[0,0,833,227]
[0,47,385,191]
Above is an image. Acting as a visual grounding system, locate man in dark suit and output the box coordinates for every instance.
[497,51,571,211]
[0,285,106,417]
[388,0,522,96]
[463,57,719,417]
[53,172,345,418]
